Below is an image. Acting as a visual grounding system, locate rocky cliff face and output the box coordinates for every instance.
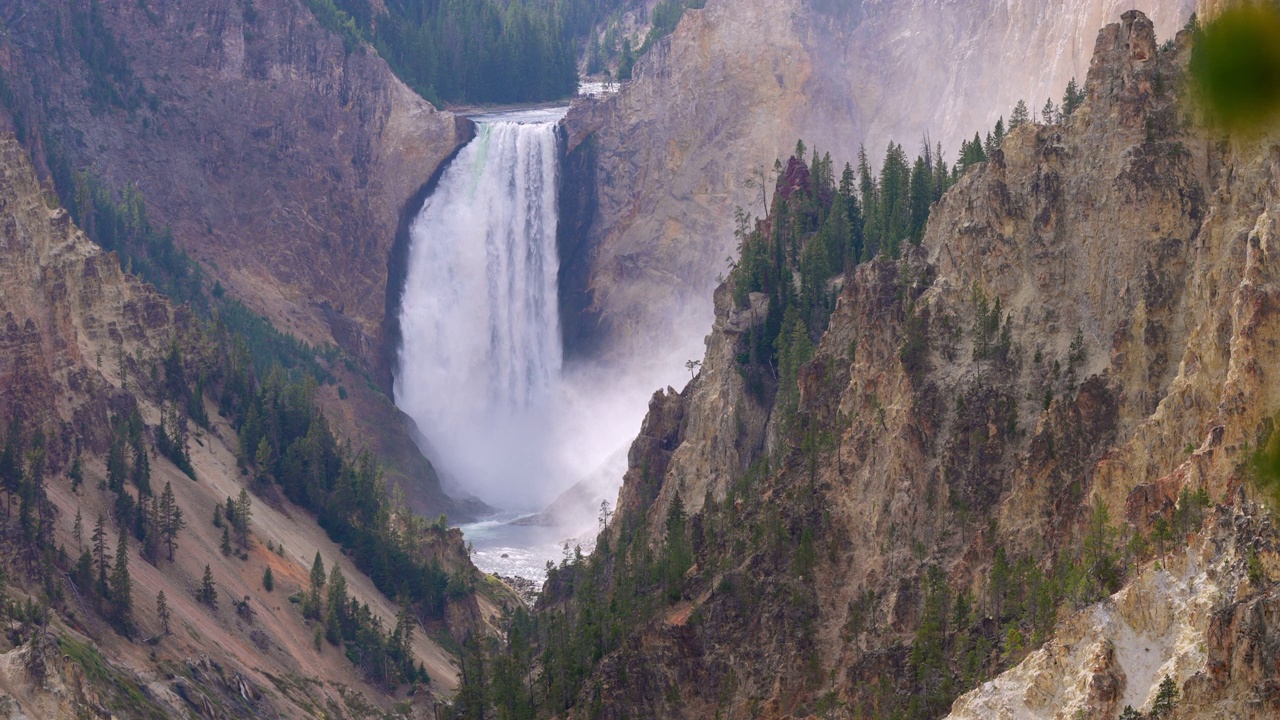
[0,133,183,461]
[560,0,1196,372]
[571,10,1280,718]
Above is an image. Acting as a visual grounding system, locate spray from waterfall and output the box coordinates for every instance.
[396,108,693,535]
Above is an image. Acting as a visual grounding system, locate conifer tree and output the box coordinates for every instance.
[262,566,274,592]
[1010,99,1030,129]
[1151,675,1179,718]
[325,564,347,645]
[457,631,488,718]
[73,507,83,552]
[327,564,347,613]
[0,418,19,518]
[908,151,933,243]
[92,514,110,593]
[21,432,47,548]
[107,432,127,493]
[234,488,252,549]
[156,589,170,635]
[70,455,83,492]
[311,551,326,592]
[110,529,133,632]
[325,597,343,645]
[663,492,690,601]
[198,564,217,608]
[308,552,327,619]
[131,441,150,495]
[1042,97,1058,124]
[1061,77,1085,117]
[159,481,185,561]
[391,603,416,672]
[254,438,273,483]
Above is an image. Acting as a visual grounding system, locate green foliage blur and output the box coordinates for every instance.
[1191,6,1280,134]
[308,0,625,106]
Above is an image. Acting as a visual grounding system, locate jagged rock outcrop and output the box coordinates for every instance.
[577,10,1280,718]
[559,0,1195,372]
[0,133,182,458]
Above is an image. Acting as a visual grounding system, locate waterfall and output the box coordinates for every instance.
[395,115,564,510]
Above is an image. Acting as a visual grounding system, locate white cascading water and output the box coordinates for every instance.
[396,114,564,511]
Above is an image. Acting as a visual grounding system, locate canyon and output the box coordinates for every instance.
[1,0,1278,718]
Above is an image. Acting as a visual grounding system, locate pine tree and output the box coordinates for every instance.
[663,492,690,601]
[1150,675,1179,718]
[325,596,343,645]
[69,455,83,492]
[254,438,273,483]
[73,551,94,597]
[617,37,634,80]
[908,151,933,243]
[457,631,487,718]
[21,431,48,548]
[73,507,83,552]
[1084,496,1119,598]
[324,563,347,645]
[327,564,347,613]
[106,432,127,493]
[131,442,151,495]
[92,514,110,594]
[110,529,133,632]
[310,552,326,591]
[960,132,987,169]
[262,566,274,592]
[135,493,153,560]
[391,602,416,672]
[0,417,20,517]
[198,564,217,608]
[212,500,222,528]
[220,526,232,556]
[1061,77,1085,117]
[308,552,327,620]
[1041,97,1058,124]
[1010,99,1030,129]
[156,589,170,635]
[159,481,185,561]
[234,488,252,549]
[1118,706,1141,720]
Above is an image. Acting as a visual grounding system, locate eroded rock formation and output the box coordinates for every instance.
[572,11,1280,718]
